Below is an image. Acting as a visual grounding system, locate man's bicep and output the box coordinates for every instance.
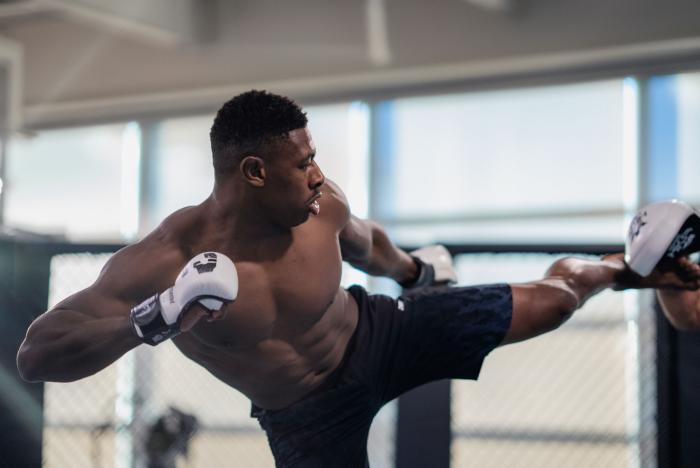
[52,248,147,320]
[339,214,373,264]
[53,241,179,319]
[502,280,577,345]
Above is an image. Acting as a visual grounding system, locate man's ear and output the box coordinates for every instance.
[240,156,266,187]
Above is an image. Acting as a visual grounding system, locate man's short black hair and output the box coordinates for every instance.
[210,90,308,174]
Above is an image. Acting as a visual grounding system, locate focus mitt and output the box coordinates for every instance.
[625,200,700,277]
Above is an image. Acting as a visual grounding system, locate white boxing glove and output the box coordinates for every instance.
[130,252,238,345]
[401,245,458,289]
[625,200,700,277]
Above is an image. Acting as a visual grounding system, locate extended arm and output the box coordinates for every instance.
[15,240,162,382]
[321,179,416,283]
[326,180,455,287]
[17,244,236,382]
[16,235,236,382]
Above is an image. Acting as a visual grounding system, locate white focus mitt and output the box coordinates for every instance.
[625,200,700,277]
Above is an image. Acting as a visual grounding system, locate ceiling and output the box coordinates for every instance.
[0,0,698,127]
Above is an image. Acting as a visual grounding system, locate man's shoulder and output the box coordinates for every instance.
[156,206,201,237]
[143,205,204,252]
[319,179,351,230]
[323,179,350,201]
[96,208,198,295]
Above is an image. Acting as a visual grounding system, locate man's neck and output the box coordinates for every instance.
[206,183,290,243]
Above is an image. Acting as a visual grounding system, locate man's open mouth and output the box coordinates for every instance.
[308,193,322,215]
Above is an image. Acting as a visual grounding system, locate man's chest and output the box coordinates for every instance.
[193,231,344,343]
[253,233,343,324]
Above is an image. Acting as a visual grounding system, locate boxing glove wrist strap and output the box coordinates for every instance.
[400,256,435,289]
[129,293,180,346]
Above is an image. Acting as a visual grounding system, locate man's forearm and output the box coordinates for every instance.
[656,289,700,330]
[17,309,141,382]
[349,221,417,283]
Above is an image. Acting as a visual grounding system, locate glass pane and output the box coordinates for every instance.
[307,102,370,217]
[146,115,214,230]
[5,124,126,240]
[677,72,700,203]
[388,213,625,247]
[383,80,626,243]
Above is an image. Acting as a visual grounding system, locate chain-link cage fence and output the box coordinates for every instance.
[41,252,396,468]
[37,250,657,468]
[450,253,656,468]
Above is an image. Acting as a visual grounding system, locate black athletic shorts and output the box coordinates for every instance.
[251,284,513,467]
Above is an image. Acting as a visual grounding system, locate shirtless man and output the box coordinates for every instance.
[16,91,700,467]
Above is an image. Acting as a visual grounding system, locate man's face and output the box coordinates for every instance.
[262,127,325,227]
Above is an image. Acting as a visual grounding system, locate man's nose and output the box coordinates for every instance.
[310,163,325,190]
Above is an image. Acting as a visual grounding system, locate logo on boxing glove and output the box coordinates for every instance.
[666,227,696,259]
[194,252,218,274]
[629,211,647,242]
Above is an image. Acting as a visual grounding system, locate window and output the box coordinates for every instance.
[5,124,128,240]
[378,80,627,245]
[676,72,700,203]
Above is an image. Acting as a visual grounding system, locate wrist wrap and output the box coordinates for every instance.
[400,256,436,289]
[129,293,181,346]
